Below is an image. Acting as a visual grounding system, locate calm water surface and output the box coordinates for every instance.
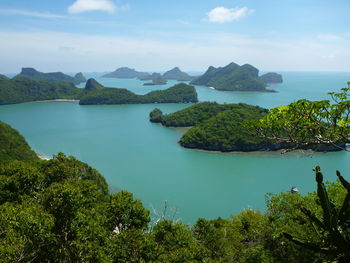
[1,72,349,224]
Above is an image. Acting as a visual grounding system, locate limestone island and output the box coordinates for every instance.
[259,72,283,84]
[102,67,149,79]
[79,79,198,104]
[142,73,167,86]
[17,68,86,85]
[190,62,282,92]
[149,102,342,152]
[162,67,193,81]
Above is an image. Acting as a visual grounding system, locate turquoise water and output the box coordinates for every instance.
[1,72,350,224]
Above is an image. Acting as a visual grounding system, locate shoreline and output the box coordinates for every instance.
[201,85,277,93]
[35,99,79,103]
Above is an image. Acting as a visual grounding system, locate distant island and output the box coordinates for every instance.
[190,62,281,92]
[0,74,197,105]
[0,74,80,105]
[142,73,167,86]
[17,68,86,85]
[102,67,149,79]
[103,66,193,82]
[162,67,192,81]
[150,102,341,152]
[80,79,198,104]
[259,72,283,84]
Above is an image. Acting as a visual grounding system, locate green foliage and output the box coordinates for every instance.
[0,75,81,105]
[0,121,39,161]
[163,67,192,81]
[79,82,198,105]
[283,167,350,262]
[259,72,283,84]
[252,86,350,150]
[17,67,85,84]
[190,62,269,91]
[149,108,164,123]
[178,103,269,151]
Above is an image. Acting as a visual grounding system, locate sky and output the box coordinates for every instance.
[0,0,349,73]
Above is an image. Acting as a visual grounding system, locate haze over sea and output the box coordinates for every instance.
[0,71,349,224]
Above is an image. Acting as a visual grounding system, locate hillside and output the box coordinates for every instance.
[163,67,192,81]
[190,62,273,92]
[260,72,283,83]
[17,68,86,85]
[0,121,39,161]
[0,75,81,105]
[102,67,149,78]
[79,80,198,104]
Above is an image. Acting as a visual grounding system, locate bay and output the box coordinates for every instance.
[0,71,349,224]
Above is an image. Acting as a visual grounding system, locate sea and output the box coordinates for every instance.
[1,71,349,224]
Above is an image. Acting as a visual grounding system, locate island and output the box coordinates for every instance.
[0,74,81,105]
[17,68,86,85]
[190,62,280,92]
[143,73,167,86]
[163,67,192,81]
[79,79,198,104]
[259,72,283,84]
[150,102,341,152]
[102,67,149,79]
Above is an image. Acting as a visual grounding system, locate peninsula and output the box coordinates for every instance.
[190,62,281,92]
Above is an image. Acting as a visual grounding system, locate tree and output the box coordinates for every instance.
[251,85,350,151]
[283,167,350,262]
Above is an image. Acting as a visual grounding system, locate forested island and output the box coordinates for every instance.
[0,74,81,105]
[102,67,149,79]
[150,102,343,152]
[1,119,349,262]
[190,62,282,92]
[79,79,198,104]
[0,75,197,105]
[162,67,193,81]
[17,68,86,85]
[142,73,167,85]
[259,72,283,83]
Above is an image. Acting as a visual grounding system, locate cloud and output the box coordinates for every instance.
[0,9,70,19]
[0,30,349,73]
[206,6,254,23]
[68,0,117,14]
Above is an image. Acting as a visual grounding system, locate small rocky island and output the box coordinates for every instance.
[259,72,283,84]
[102,67,149,79]
[150,102,341,152]
[190,62,282,92]
[142,73,167,86]
[162,67,193,81]
[17,68,86,85]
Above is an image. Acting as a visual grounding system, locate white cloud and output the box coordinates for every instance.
[0,9,70,19]
[68,0,117,14]
[0,30,349,73]
[206,6,254,23]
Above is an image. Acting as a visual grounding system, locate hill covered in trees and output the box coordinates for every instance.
[150,102,342,152]
[0,75,81,105]
[17,68,86,85]
[102,67,149,78]
[0,120,347,262]
[0,121,39,161]
[162,67,192,81]
[190,62,280,92]
[259,72,283,84]
[79,80,198,104]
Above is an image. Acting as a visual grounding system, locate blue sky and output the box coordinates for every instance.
[0,0,349,73]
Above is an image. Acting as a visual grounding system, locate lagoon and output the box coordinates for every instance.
[0,71,349,224]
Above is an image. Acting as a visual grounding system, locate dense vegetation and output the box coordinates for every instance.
[102,67,149,79]
[0,120,348,262]
[79,82,198,105]
[259,72,283,84]
[162,67,192,81]
[179,104,272,151]
[0,121,39,161]
[190,62,273,92]
[17,68,86,85]
[251,85,350,151]
[0,75,81,105]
